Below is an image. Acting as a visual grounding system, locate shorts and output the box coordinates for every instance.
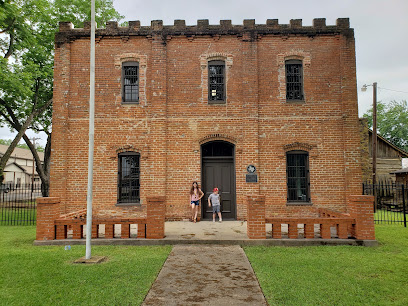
[212,205,221,213]
[191,200,199,206]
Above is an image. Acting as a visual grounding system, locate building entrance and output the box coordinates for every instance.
[201,141,236,220]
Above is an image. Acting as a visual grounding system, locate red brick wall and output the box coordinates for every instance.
[50,19,362,221]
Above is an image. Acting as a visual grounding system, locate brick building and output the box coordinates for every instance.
[50,18,362,222]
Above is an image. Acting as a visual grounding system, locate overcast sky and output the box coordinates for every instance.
[2,0,407,147]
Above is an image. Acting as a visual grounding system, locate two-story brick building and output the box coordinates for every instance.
[50,18,362,222]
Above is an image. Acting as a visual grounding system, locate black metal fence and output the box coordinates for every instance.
[0,184,41,225]
[362,182,407,227]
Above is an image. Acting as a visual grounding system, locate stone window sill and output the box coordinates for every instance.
[121,101,140,105]
[286,201,313,206]
[116,202,141,207]
[208,100,226,105]
[286,99,305,104]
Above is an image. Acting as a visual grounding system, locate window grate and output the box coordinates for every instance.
[208,61,225,101]
[286,151,309,202]
[286,61,303,100]
[123,64,139,102]
[118,153,140,203]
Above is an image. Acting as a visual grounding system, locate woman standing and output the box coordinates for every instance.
[190,181,204,223]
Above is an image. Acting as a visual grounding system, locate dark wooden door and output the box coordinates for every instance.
[202,159,235,219]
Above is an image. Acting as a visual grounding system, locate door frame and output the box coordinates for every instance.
[201,141,236,220]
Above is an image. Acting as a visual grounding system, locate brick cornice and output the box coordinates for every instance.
[56,19,353,46]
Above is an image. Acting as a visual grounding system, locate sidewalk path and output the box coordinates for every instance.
[142,245,267,306]
[164,221,248,240]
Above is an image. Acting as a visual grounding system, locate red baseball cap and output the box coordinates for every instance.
[213,187,219,192]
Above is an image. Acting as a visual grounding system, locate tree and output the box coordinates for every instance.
[363,100,408,152]
[0,138,44,151]
[0,0,124,194]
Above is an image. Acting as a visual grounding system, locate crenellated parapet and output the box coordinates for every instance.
[55,18,353,46]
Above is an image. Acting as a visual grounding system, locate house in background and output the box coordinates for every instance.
[390,168,408,185]
[360,118,408,183]
[0,144,44,188]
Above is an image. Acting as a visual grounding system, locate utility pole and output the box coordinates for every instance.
[372,82,378,210]
[372,82,377,186]
[361,82,378,210]
[85,0,96,260]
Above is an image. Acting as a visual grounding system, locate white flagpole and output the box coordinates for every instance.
[85,0,95,260]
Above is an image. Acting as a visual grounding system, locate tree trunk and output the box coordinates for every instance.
[0,111,37,175]
[20,133,50,197]
[0,98,53,188]
[41,133,52,196]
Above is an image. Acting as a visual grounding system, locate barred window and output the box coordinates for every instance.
[285,60,304,101]
[122,62,139,103]
[286,151,310,202]
[118,152,140,204]
[208,60,225,102]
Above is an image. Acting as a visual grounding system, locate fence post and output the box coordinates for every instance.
[402,185,406,228]
[36,197,61,240]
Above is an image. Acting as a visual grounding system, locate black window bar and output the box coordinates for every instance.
[208,60,225,102]
[118,152,140,204]
[123,62,139,102]
[286,60,304,101]
[286,151,310,202]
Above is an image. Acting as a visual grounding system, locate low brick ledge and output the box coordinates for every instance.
[33,238,378,247]
[54,218,147,239]
[265,217,356,239]
[54,218,147,224]
[265,217,355,223]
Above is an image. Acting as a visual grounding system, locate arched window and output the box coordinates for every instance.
[118,152,140,204]
[286,150,310,202]
[285,59,304,101]
[208,60,225,103]
[122,61,139,103]
[202,141,234,157]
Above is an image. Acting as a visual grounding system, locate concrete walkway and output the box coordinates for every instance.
[164,220,248,240]
[142,245,267,306]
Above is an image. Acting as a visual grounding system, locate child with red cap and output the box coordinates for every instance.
[208,187,222,222]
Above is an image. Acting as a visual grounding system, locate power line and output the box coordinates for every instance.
[378,87,408,94]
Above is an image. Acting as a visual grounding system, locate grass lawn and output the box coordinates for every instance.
[245,225,408,305]
[0,226,171,305]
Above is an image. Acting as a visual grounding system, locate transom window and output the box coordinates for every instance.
[202,141,234,157]
[118,152,140,204]
[285,59,304,101]
[208,60,225,103]
[122,62,139,103]
[286,150,310,202]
